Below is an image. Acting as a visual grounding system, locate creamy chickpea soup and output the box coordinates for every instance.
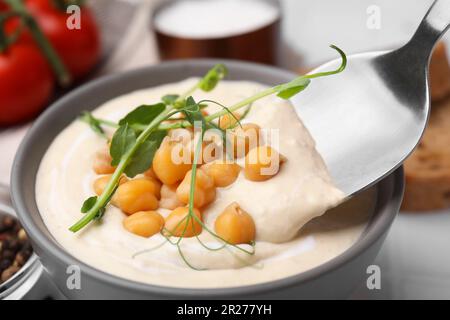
[36,78,375,288]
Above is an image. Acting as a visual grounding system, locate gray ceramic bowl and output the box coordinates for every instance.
[11,60,403,299]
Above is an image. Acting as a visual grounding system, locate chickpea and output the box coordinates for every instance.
[193,139,218,166]
[176,180,205,208]
[142,167,162,199]
[200,142,219,165]
[164,117,185,126]
[229,123,261,158]
[219,112,241,130]
[168,128,193,142]
[143,176,162,199]
[123,211,164,238]
[93,146,115,174]
[214,202,256,245]
[164,207,202,237]
[176,168,216,207]
[202,160,241,187]
[176,130,218,166]
[93,175,127,207]
[244,146,285,182]
[204,187,216,205]
[115,179,159,215]
[202,130,223,164]
[93,175,128,198]
[160,183,184,210]
[144,167,158,180]
[193,167,215,189]
[152,138,192,185]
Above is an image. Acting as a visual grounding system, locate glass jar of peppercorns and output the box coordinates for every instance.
[0,204,41,299]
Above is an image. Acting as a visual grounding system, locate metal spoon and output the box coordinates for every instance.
[293,0,450,196]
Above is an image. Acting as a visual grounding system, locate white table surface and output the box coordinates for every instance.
[1,0,449,299]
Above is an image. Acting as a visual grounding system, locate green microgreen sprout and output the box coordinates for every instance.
[70,64,231,232]
[80,111,109,140]
[71,45,347,269]
[144,121,256,270]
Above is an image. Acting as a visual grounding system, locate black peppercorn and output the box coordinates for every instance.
[0,215,33,285]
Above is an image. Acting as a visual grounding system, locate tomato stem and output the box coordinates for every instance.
[4,0,72,87]
[0,13,11,52]
[0,12,23,53]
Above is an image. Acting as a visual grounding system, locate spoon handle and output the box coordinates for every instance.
[405,0,450,61]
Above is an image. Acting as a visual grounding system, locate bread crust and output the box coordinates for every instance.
[402,89,450,211]
[430,42,450,102]
[402,42,450,211]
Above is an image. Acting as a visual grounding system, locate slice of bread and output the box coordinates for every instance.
[401,42,450,211]
[402,95,450,211]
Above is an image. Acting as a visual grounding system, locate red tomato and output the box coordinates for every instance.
[0,43,54,125]
[25,0,101,80]
[0,2,8,11]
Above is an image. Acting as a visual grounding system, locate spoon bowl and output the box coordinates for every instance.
[294,0,450,196]
[294,50,428,195]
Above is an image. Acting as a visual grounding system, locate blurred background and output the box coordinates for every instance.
[0,0,449,299]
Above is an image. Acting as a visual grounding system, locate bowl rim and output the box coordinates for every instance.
[10,59,403,298]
